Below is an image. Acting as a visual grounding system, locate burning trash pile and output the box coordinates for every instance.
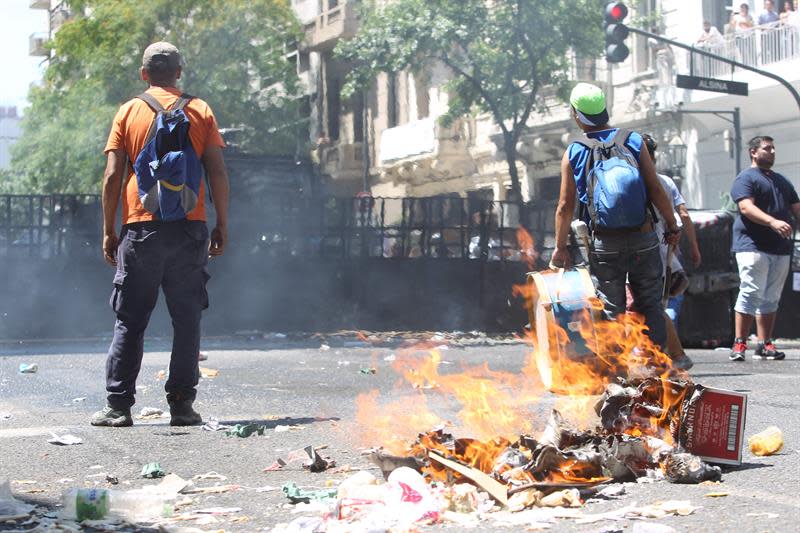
[274,263,747,531]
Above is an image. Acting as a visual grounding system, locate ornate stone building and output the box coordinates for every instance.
[297,0,800,209]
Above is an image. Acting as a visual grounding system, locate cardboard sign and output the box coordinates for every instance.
[680,386,747,465]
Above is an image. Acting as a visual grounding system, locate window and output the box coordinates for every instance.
[327,77,340,141]
[633,0,658,73]
[387,72,398,128]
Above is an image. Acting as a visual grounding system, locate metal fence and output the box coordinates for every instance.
[685,22,800,78]
[0,194,101,258]
[0,194,555,263]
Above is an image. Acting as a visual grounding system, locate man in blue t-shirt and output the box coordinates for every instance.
[551,83,680,352]
[729,136,800,361]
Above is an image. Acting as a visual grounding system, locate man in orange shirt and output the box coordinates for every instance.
[92,42,229,427]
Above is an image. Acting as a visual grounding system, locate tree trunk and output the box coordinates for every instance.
[502,131,523,201]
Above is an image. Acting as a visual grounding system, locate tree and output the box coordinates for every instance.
[11,0,303,193]
[336,0,603,199]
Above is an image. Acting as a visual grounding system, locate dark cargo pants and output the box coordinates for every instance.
[590,230,666,349]
[105,220,210,409]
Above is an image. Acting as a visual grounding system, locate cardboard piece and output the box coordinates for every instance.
[428,451,508,506]
[679,386,747,465]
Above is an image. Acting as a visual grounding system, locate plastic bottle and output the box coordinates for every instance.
[61,488,173,522]
[748,426,784,456]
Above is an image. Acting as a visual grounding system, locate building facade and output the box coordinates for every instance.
[297,0,800,211]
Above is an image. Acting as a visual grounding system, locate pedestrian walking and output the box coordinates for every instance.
[641,134,701,369]
[92,42,230,427]
[551,83,681,351]
[729,136,799,361]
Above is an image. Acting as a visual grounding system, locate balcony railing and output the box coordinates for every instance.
[303,1,359,52]
[684,23,800,78]
[29,32,48,57]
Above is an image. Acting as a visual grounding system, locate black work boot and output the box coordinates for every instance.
[91,405,133,427]
[168,400,203,426]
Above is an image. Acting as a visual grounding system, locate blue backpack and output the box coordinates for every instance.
[132,92,203,222]
[573,129,653,230]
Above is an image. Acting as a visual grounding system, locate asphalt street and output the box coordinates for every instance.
[0,335,798,532]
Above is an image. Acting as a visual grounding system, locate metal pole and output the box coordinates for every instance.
[733,107,742,176]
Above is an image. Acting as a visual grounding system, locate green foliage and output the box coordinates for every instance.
[11,0,302,193]
[336,0,603,193]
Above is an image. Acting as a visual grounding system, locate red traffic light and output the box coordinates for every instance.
[605,2,628,22]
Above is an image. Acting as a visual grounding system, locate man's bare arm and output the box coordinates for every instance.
[202,145,230,256]
[551,151,577,268]
[677,203,701,267]
[101,149,126,266]
[739,197,792,238]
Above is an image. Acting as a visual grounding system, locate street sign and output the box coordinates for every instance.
[676,74,748,96]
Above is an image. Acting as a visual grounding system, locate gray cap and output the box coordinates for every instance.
[142,41,182,71]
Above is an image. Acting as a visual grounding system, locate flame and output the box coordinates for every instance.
[353,262,691,486]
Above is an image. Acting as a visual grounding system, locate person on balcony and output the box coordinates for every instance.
[731,3,755,31]
[780,0,798,25]
[696,20,725,76]
[758,0,779,26]
[731,3,756,63]
[697,20,724,46]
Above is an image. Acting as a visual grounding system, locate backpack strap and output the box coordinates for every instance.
[611,128,659,226]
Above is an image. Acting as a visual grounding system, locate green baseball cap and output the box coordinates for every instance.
[569,83,609,127]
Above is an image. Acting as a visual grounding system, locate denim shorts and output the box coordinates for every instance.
[734,251,790,315]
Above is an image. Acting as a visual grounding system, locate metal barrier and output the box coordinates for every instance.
[0,195,101,258]
[0,194,554,263]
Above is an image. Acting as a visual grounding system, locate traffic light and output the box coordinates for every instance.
[604,2,629,63]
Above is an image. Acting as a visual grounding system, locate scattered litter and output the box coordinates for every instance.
[0,412,11,420]
[199,367,219,378]
[662,453,722,484]
[281,482,337,504]
[61,487,172,521]
[47,433,83,446]
[748,426,783,456]
[137,407,165,420]
[359,367,377,375]
[383,354,396,362]
[105,475,119,485]
[575,500,698,524]
[193,472,227,481]
[192,506,242,515]
[201,419,231,432]
[264,459,287,471]
[746,512,779,518]
[319,344,331,351]
[337,360,351,366]
[225,423,265,438]
[141,462,166,479]
[89,465,104,470]
[156,370,167,380]
[275,424,303,433]
[18,363,38,374]
[253,485,278,493]
[135,474,192,498]
[72,397,87,403]
[0,479,35,518]
[704,491,729,497]
[181,484,239,495]
[11,481,37,485]
[198,351,208,361]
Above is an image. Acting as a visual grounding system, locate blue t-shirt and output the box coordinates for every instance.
[567,128,644,213]
[731,167,799,255]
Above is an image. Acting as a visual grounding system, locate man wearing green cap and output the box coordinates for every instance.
[551,83,681,351]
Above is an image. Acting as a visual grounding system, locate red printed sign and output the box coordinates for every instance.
[680,387,747,465]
